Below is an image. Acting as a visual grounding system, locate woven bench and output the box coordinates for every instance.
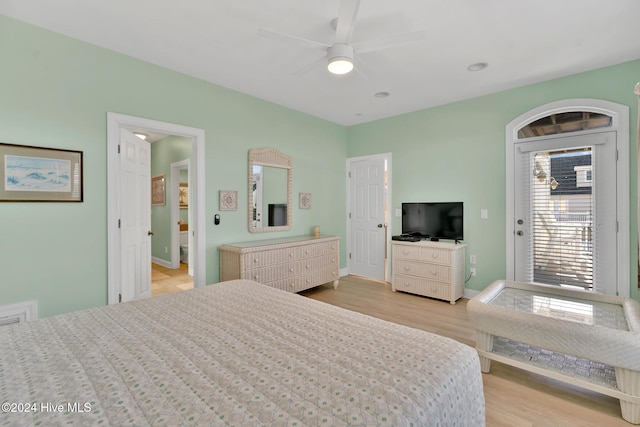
[468,280,640,424]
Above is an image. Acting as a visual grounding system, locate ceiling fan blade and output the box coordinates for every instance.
[354,30,426,54]
[292,56,326,76]
[258,28,329,50]
[334,0,361,43]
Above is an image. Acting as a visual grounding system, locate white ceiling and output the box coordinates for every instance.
[1,0,639,126]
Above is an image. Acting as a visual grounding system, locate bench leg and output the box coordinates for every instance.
[476,331,494,373]
[615,367,640,424]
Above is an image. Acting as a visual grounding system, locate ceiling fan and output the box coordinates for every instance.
[258,0,426,76]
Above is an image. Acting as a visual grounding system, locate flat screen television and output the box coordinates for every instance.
[401,202,464,241]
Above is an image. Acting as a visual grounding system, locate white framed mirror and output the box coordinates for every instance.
[248,147,292,232]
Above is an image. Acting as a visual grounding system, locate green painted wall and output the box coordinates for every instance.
[0,16,347,318]
[150,135,192,263]
[347,59,640,301]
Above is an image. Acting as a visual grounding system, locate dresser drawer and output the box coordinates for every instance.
[395,259,451,283]
[420,247,451,265]
[246,262,298,282]
[393,274,449,299]
[298,240,339,259]
[297,267,340,292]
[394,245,421,260]
[243,249,295,268]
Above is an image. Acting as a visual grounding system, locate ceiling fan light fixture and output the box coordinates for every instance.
[328,58,353,75]
[327,43,354,75]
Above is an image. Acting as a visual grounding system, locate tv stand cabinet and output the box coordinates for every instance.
[391,240,466,304]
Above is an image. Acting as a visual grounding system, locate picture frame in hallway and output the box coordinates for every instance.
[151,174,165,206]
[0,142,83,202]
[179,182,188,208]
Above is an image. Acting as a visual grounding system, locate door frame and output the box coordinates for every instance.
[505,99,629,297]
[107,112,206,304]
[170,159,190,271]
[346,152,392,282]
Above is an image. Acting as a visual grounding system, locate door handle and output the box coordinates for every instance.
[148,230,154,236]
[377,224,383,228]
[516,230,524,236]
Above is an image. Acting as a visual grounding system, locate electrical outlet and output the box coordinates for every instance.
[164,246,168,254]
[470,267,476,277]
[470,254,477,264]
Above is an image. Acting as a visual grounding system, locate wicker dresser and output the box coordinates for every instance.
[391,240,466,304]
[219,235,340,292]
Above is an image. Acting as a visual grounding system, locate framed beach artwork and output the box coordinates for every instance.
[151,174,165,206]
[0,143,83,202]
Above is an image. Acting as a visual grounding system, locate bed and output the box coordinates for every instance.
[0,279,485,426]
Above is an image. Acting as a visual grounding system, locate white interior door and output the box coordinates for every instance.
[349,157,386,280]
[513,131,617,295]
[120,129,152,301]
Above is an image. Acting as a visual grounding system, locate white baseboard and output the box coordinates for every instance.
[464,288,480,299]
[152,257,172,268]
[0,300,38,326]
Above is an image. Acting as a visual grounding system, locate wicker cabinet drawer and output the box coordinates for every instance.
[243,249,295,269]
[394,245,421,260]
[395,259,451,282]
[393,274,449,299]
[421,248,451,265]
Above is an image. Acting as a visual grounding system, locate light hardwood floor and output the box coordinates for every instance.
[151,263,193,296]
[301,275,630,427]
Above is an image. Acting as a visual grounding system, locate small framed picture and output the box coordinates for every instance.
[0,143,83,202]
[299,192,311,209]
[219,190,237,211]
[151,174,165,206]
[179,182,188,208]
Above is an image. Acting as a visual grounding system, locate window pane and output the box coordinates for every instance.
[518,112,612,139]
[531,148,593,289]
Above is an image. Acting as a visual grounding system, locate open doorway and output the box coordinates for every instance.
[107,113,205,304]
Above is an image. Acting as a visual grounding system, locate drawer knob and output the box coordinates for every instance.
[254,258,258,263]
[254,275,259,280]
[403,266,410,271]
[289,253,293,258]
[306,264,310,269]
[290,268,294,272]
[431,270,438,276]
[431,253,438,259]
[306,279,311,283]
[291,282,295,288]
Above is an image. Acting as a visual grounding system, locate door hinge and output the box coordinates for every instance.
[348,171,351,178]
[117,144,121,154]
[349,253,352,259]
[348,212,351,219]
[118,293,122,303]
[118,219,121,229]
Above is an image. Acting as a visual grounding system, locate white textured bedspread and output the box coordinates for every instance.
[0,279,485,426]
